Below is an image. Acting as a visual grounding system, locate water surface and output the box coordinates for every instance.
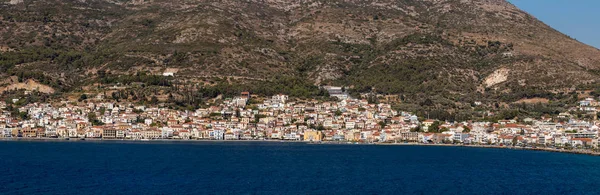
[0,141,598,194]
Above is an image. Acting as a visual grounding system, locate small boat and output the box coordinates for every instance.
[141,139,150,141]
[80,138,86,141]
[65,138,70,141]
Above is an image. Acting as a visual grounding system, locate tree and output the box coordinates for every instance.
[248,105,258,110]
[135,116,145,124]
[463,126,471,133]
[439,127,449,133]
[367,95,379,104]
[168,93,175,102]
[150,96,159,104]
[410,126,422,132]
[78,94,87,102]
[378,121,387,129]
[111,91,119,101]
[99,107,106,115]
[254,114,266,123]
[97,70,106,78]
[17,112,29,120]
[335,110,343,116]
[88,112,104,126]
[316,124,325,131]
[428,121,440,133]
[88,112,96,122]
[133,109,143,114]
[421,98,434,107]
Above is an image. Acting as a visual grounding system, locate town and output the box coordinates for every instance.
[1,90,600,153]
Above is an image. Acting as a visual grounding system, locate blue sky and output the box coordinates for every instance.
[508,0,600,49]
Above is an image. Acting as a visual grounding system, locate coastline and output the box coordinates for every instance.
[2,137,599,156]
[0,137,306,143]
[462,144,600,156]
[373,142,600,156]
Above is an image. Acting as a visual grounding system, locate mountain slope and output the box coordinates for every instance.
[1,0,600,110]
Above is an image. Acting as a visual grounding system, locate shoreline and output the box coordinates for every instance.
[0,137,305,143]
[2,137,599,156]
[373,142,600,156]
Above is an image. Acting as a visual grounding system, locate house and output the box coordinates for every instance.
[270,131,281,139]
[167,120,178,126]
[96,93,105,100]
[272,94,288,104]
[345,121,356,129]
[433,134,452,144]
[179,130,191,140]
[130,130,143,140]
[332,133,345,141]
[321,131,334,141]
[56,127,68,138]
[163,72,174,77]
[241,131,253,140]
[323,86,348,100]
[224,130,237,140]
[241,92,250,99]
[209,129,224,140]
[453,133,470,143]
[45,127,57,138]
[143,129,162,139]
[1,128,12,138]
[360,131,372,141]
[502,52,513,57]
[422,120,435,128]
[303,130,323,141]
[22,127,37,138]
[554,136,569,146]
[579,98,596,107]
[422,133,435,143]
[284,131,300,140]
[372,131,381,142]
[236,98,248,108]
[499,135,516,145]
[400,132,419,142]
[102,129,118,139]
[570,138,597,148]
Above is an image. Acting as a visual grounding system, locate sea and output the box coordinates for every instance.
[0,141,599,195]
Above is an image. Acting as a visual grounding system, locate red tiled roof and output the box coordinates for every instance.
[572,138,593,142]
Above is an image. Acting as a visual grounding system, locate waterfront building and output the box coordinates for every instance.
[303,130,323,141]
[103,129,117,139]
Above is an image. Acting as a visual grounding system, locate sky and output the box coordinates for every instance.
[508,0,600,49]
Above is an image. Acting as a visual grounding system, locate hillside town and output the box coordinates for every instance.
[1,91,600,152]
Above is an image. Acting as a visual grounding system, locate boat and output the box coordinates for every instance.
[141,139,150,141]
[65,138,70,141]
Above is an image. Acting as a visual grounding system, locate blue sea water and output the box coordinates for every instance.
[0,141,599,195]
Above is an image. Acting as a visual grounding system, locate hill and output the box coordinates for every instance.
[1,0,600,118]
